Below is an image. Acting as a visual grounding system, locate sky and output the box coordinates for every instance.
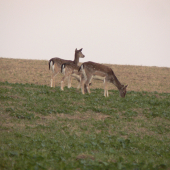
[0,0,170,67]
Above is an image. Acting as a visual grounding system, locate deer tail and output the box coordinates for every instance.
[49,59,55,72]
[61,63,66,74]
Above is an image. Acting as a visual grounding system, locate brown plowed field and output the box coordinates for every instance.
[0,58,170,93]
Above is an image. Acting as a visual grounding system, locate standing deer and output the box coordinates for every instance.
[49,48,85,87]
[79,61,128,97]
[61,63,81,90]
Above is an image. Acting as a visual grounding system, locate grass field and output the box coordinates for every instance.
[0,58,170,169]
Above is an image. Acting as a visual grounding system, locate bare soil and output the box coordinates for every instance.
[0,57,170,93]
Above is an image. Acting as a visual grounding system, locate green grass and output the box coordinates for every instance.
[0,81,170,170]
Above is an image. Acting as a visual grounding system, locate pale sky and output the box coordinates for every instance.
[0,0,170,67]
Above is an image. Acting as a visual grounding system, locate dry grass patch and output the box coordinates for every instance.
[0,113,27,131]
[57,112,111,121]
[0,112,58,131]
[118,115,170,139]
[76,153,95,160]
[1,57,170,93]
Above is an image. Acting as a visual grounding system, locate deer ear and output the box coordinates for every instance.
[75,48,77,51]
[124,85,128,88]
[80,48,83,51]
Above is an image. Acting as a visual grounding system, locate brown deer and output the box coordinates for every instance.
[49,48,85,87]
[61,63,81,90]
[79,61,128,97]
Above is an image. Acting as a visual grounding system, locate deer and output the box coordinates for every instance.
[61,62,94,91]
[61,63,81,91]
[79,61,128,97]
[49,48,85,88]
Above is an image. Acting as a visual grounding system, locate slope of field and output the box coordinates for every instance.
[0,57,170,93]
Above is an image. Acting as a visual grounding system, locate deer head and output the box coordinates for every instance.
[119,85,128,98]
[75,48,85,58]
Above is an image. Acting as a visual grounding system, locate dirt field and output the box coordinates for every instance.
[0,57,170,93]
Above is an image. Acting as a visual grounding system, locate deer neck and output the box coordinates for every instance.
[73,53,79,65]
[110,72,122,90]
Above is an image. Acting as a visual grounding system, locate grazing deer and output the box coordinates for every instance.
[49,48,85,87]
[79,61,128,97]
[61,63,81,90]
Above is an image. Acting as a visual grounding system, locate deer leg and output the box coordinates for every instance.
[81,79,85,94]
[61,76,66,91]
[80,74,86,94]
[86,84,90,94]
[52,73,58,87]
[68,75,72,88]
[51,74,53,87]
[61,69,71,90]
[104,78,109,97]
[51,65,59,87]
[106,83,109,97]
[51,73,56,87]
[107,90,109,97]
[51,73,57,87]
[104,80,106,97]
[85,75,93,94]
[77,77,81,89]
